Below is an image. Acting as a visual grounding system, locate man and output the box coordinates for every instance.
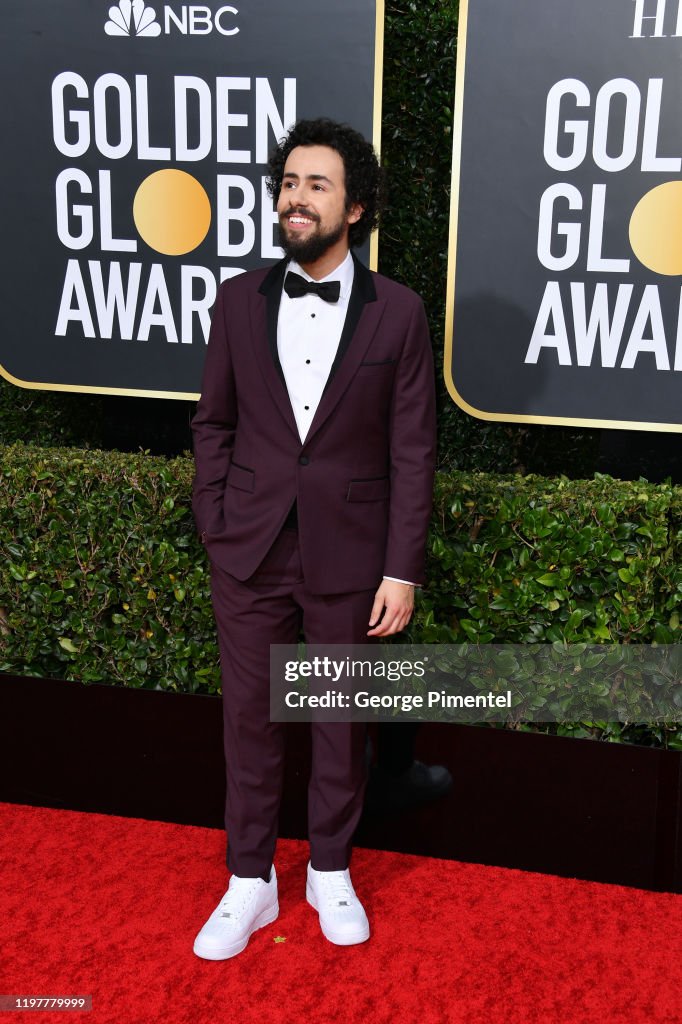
[191,118,436,959]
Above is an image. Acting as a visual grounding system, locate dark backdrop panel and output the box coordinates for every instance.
[0,0,380,397]
[448,0,682,432]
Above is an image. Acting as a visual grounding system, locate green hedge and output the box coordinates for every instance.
[419,473,682,646]
[0,380,104,449]
[2,443,680,747]
[0,445,214,692]
[419,472,682,749]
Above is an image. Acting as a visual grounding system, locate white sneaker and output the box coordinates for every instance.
[193,866,279,960]
[306,863,370,946]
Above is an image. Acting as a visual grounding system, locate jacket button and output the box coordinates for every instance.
[299,455,309,466]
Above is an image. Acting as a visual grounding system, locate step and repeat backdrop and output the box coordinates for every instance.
[447,0,682,431]
[0,0,382,398]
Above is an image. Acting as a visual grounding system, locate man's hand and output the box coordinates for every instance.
[367,580,415,637]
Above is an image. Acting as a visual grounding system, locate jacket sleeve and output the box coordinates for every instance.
[383,295,437,585]
[190,281,237,539]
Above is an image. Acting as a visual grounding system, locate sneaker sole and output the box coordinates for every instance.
[193,900,279,960]
[306,884,370,946]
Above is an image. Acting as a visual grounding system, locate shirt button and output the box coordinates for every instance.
[311,313,316,318]
[306,359,311,364]
[299,455,309,466]
[304,405,309,410]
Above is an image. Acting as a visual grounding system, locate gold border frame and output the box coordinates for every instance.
[444,0,682,434]
[369,0,384,274]
[0,0,386,404]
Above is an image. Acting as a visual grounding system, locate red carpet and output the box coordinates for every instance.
[1,802,681,1024]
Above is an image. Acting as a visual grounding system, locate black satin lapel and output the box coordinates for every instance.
[251,259,299,436]
[265,280,285,385]
[324,281,364,392]
[259,256,288,385]
[305,260,383,444]
[324,254,377,391]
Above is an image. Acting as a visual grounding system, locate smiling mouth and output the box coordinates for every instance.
[283,209,319,228]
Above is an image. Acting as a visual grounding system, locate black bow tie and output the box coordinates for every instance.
[283,272,341,303]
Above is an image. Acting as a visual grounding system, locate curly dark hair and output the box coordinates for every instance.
[266,118,384,248]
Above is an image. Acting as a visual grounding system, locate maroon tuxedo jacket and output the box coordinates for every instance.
[191,254,436,595]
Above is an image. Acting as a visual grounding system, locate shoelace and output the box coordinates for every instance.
[321,872,354,907]
[218,877,261,920]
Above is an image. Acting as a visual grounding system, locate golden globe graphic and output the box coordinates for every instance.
[133,170,212,256]
[629,182,682,278]
[0,0,383,397]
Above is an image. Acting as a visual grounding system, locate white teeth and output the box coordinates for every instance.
[289,216,312,224]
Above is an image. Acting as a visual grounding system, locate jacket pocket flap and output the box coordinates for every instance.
[346,476,390,502]
[227,462,255,492]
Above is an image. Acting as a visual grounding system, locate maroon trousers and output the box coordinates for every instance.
[210,524,374,881]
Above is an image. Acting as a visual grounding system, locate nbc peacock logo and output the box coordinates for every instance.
[105,0,162,37]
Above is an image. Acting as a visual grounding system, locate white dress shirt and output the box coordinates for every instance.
[277,251,354,444]
[277,251,414,589]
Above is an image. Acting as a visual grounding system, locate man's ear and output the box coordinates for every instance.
[347,203,364,225]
